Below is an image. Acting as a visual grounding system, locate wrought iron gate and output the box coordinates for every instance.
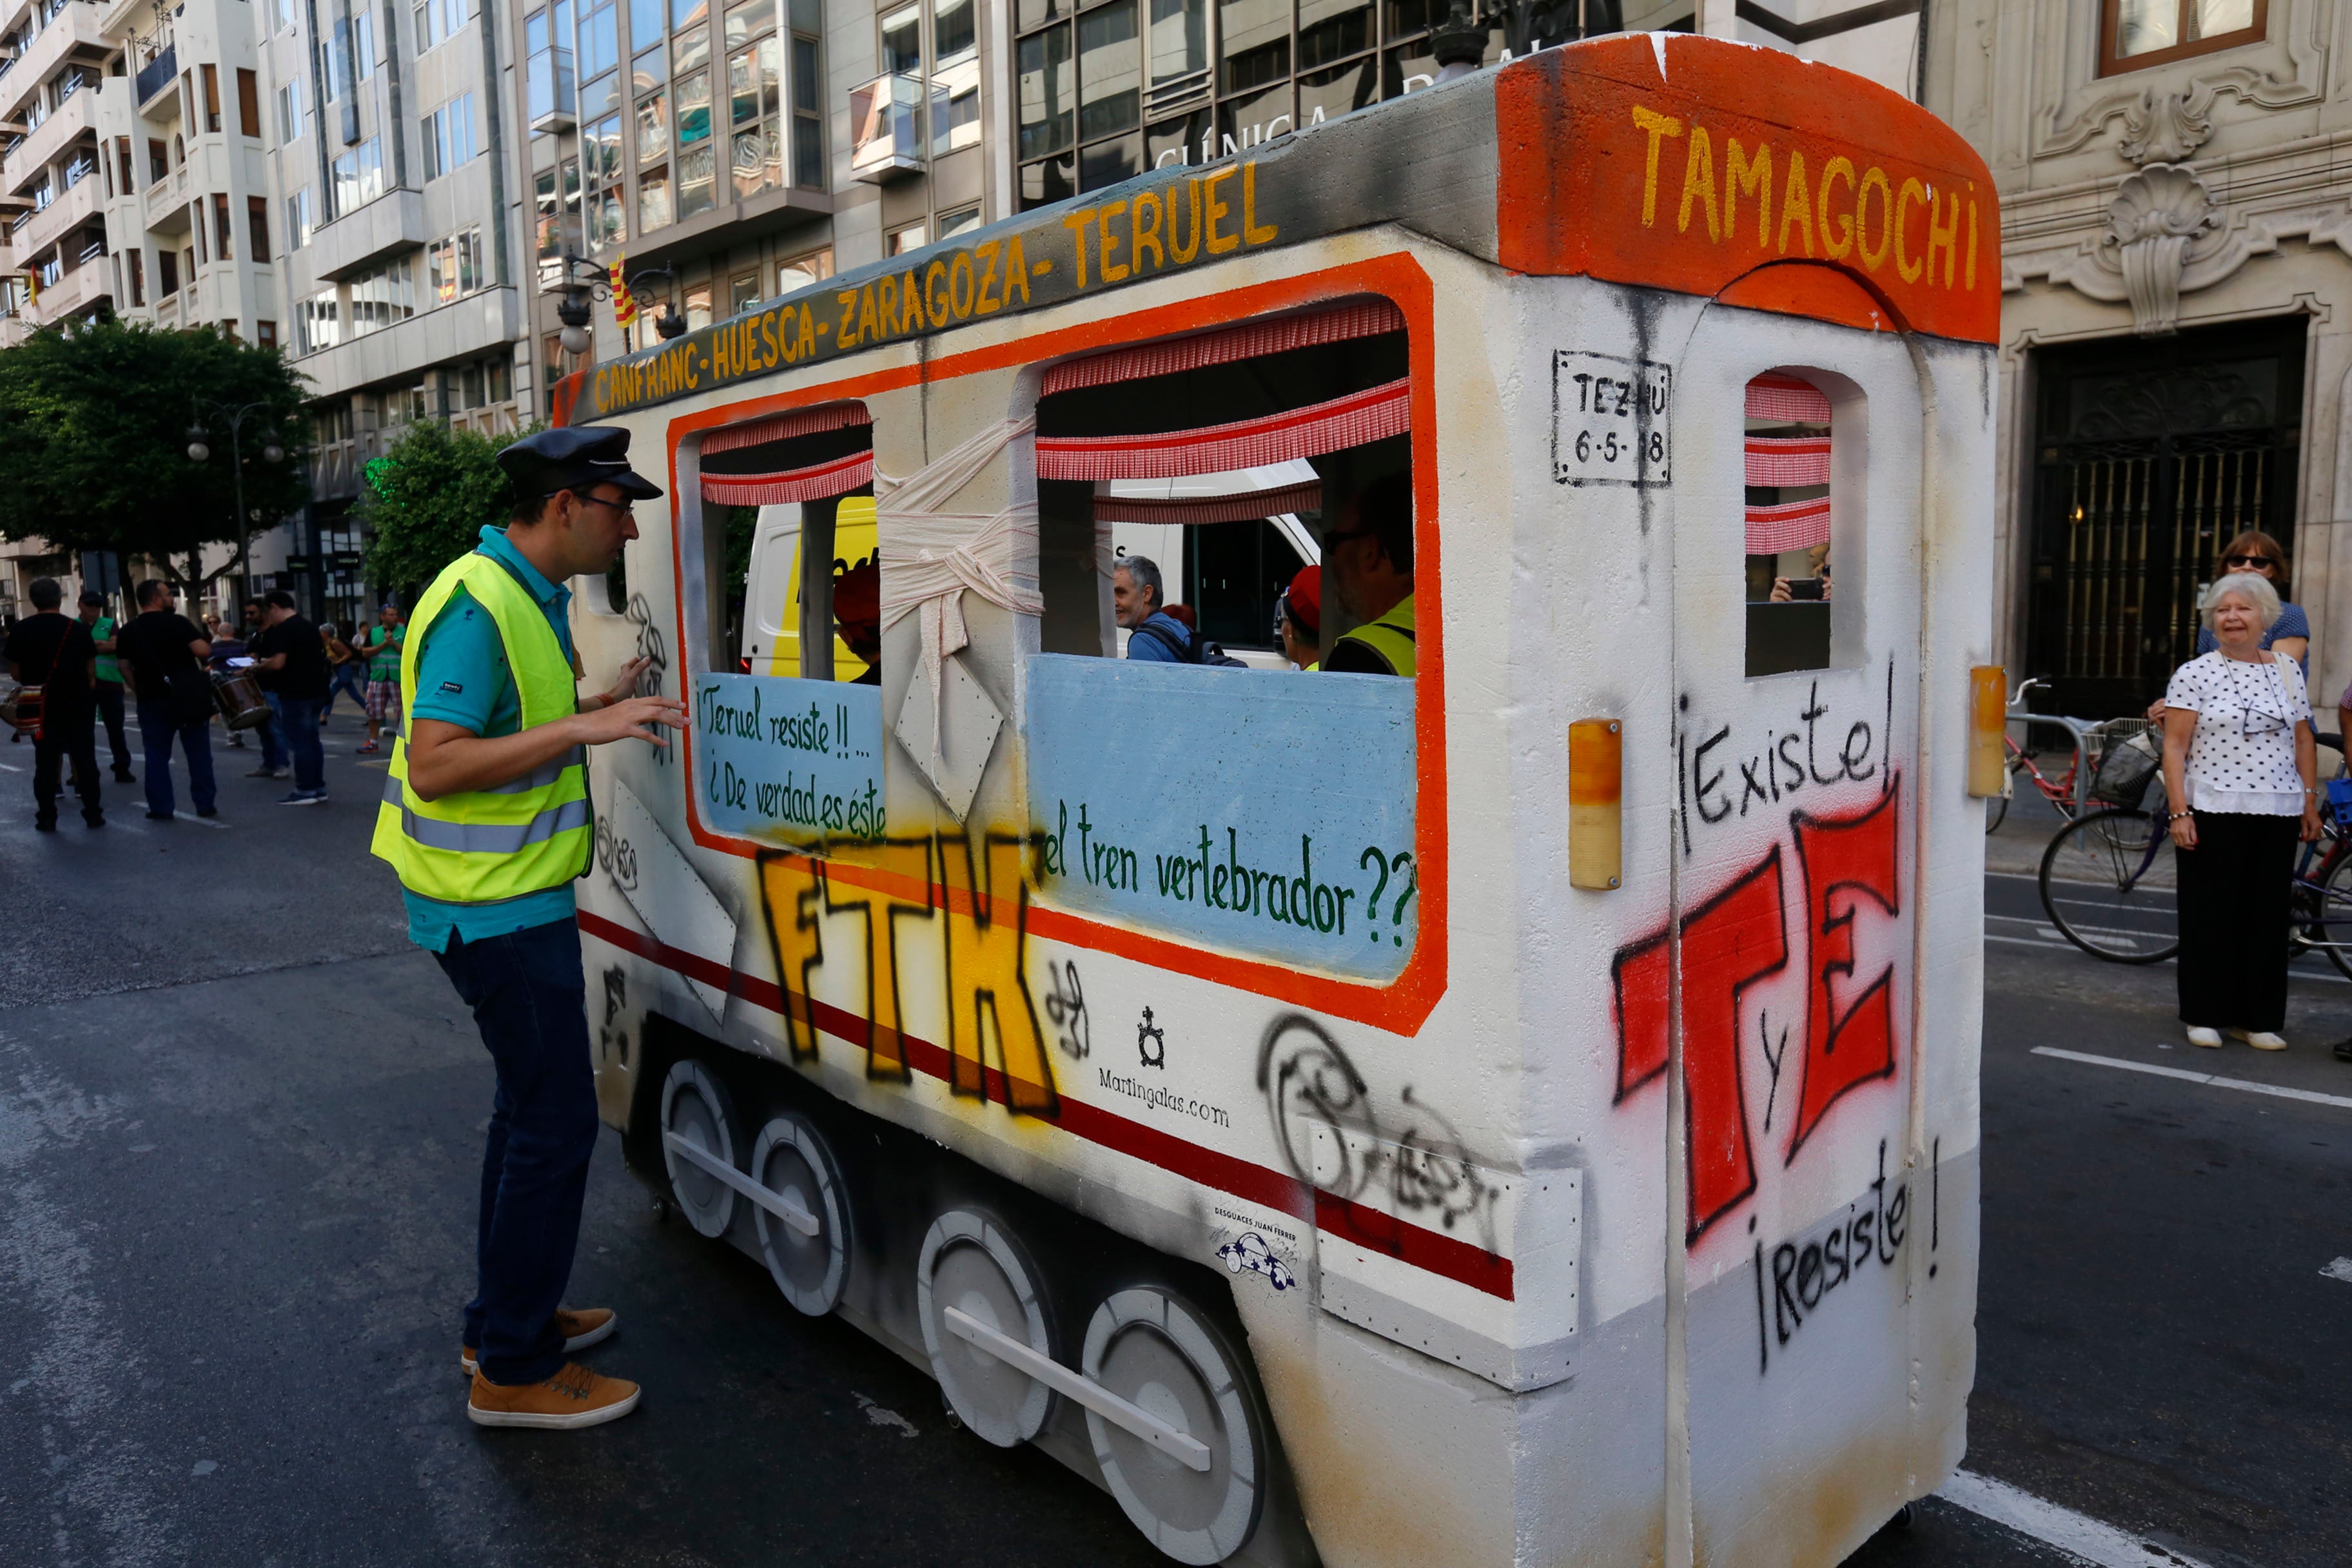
[2023,318,2306,718]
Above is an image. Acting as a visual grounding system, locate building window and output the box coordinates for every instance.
[237,69,262,137]
[888,219,927,253]
[298,286,340,351]
[544,332,568,416]
[248,197,271,261]
[149,138,168,181]
[349,255,416,335]
[416,0,473,51]
[638,166,672,230]
[287,186,316,249]
[331,137,386,214]
[730,269,759,312]
[213,193,234,260]
[937,202,981,240]
[775,246,830,295]
[355,9,378,78]
[257,319,277,348]
[790,0,823,187]
[683,278,712,329]
[725,1,781,199]
[429,226,485,300]
[202,64,222,132]
[277,78,303,142]
[585,113,625,248]
[422,93,478,178]
[127,249,146,306]
[580,0,620,83]
[2101,0,2265,74]
[525,5,573,120]
[158,248,180,296]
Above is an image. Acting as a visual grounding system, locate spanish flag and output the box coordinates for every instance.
[609,254,637,327]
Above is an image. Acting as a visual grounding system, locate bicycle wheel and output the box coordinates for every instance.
[1985,791,2010,835]
[2304,841,2352,983]
[2039,808,2179,964]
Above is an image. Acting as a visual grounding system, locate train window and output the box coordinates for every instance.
[1743,371,1839,678]
[689,401,877,679]
[1024,299,1420,983]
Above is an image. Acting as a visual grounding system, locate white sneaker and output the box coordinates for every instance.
[2186,1026,2224,1048]
[2233,1030,2288,1052]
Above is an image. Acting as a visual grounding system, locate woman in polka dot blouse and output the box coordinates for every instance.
[2159,571,2322,1052]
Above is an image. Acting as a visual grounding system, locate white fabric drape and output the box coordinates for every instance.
[876,416,1046,761]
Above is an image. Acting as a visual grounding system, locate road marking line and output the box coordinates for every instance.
[173,812,230,830]
[2032,1046,2352,1111]
[0,762,20,772]
[2322,1257,2352,1284]
[1937,1469,2213,1568]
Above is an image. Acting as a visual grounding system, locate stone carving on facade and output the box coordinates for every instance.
[2117,89,2211,166]
[2107,164,2215,335]
[2036,0,2326,162]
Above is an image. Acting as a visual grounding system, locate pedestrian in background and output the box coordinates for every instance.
[115,579,217,821]
[2160,571,2320,1052]
[1279,564,1320,671]
[250,590,330,805]
[79,590,135,784]
[235,598,286,776]
[322,621,366,723]
[3,577,103,830]
[2199,531,2308,670]
[357,602,406,755]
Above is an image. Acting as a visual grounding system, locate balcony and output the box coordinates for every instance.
[309,186,426,280]
[527,44,573,133]
[1,1,106,125]
[294,286,524,411]
[28,249,108,322]
[142,159,188,229]
[12,168,97,259]
[847,72,941,184]
[3,79,95,191]
[134,41,174,112]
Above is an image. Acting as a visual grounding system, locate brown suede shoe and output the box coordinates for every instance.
[461,1306,618,1375]
[467,1362,640,1429]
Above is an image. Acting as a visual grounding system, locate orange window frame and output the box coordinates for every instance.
[2099,0,2267,75]
[658,251,1448,1036]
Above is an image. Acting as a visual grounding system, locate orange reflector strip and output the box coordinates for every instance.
[1569,718,1622,891]
[1968,665,2006,799]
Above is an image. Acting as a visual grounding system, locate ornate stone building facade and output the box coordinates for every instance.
[1928,0,2352,716]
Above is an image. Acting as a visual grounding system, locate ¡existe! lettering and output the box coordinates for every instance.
[1629,103,1979,293]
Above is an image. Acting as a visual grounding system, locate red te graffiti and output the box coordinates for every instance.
[1610,776,1903,1242]
[1785,777,1902,1161]
[1611,847,1788,1243]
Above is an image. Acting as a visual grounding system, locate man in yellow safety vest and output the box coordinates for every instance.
[372,425,685,1430]
[1322,471,1416,677]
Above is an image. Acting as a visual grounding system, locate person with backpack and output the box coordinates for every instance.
[1115,556,1247,667]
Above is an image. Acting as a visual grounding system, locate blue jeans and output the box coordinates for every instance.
[276,695,326,793]
[135,700,216,816]
[258,692,286,771]
[433,919,599,1386]
[323,663,366,717]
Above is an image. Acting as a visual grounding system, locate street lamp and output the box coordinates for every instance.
[557,251,686,358]
[186,399,288,609]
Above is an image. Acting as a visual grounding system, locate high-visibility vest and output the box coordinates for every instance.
[369,553,590,903]
[1331,593,1416,677]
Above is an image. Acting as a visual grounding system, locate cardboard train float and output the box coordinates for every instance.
[549,32,1997,1567]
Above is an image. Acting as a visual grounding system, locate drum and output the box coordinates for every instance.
[1,683,41,737]
[212,671,271,730]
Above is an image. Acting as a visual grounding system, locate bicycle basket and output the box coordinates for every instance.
[2088,720,2161,807]
[2328,778,2352,834]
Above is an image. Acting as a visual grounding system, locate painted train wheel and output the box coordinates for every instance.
[1082,1288,1266,1565]
[749,1111,852,1316]
[658,1059,739,1240]
[916,1210,1054,1447]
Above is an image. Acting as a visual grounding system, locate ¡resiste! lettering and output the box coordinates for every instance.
[1629,104,1979,291]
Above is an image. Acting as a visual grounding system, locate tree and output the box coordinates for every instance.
[357,416,539,601]
[0,320,308,594]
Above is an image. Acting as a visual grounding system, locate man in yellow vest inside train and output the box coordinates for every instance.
[1321,471,1416,677]
[373,426,686,1431]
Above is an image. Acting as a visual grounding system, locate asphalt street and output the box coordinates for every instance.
[2,725,2344,1567]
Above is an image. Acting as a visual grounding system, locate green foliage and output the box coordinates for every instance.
[357,418,539,599]
[0,320,308,583]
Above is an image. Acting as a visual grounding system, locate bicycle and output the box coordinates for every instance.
[2035,731,2352,974]
[1986,678,2124,835]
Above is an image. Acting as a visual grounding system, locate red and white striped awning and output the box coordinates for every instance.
[1745,435,1830,487]
[1093,480,1322,525]
[701,449,875,506]
[1747,496,1832,555]
[1037,378,1409,482]
[702,400,872,455]
[1745,374,1831,426]
[1042,298,1405,398]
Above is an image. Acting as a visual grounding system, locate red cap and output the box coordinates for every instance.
[1284,565,1320,637]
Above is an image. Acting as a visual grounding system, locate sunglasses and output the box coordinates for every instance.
[2223,553,2279,570]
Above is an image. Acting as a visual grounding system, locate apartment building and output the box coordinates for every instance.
[0,0,114,344]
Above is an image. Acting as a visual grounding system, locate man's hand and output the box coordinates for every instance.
[593,656,655,710]
[577,693,687,747]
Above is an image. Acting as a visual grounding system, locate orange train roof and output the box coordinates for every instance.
[556,34,1997,424]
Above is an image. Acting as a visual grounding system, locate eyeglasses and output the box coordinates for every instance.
[2223,553,2278,570]
[555,491,634,518]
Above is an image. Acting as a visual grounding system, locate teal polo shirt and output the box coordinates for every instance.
[400,525,582,954]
